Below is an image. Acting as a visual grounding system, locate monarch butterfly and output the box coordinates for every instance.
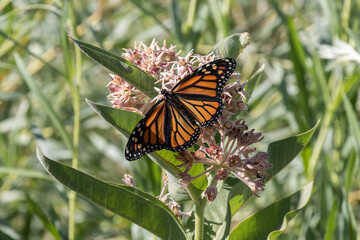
[125,58,236,161]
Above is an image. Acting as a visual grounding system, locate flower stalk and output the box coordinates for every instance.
[194,199,207,240]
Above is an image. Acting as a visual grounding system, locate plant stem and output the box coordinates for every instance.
[66,0,82,239]
[68,191,76,240]
[186,0,198,28]
[68,48,82,240]
[194,199,206,240]
[186,183,205,239]
[68,47,81,239]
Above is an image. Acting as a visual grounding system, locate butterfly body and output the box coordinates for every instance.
[125,58,236,161]
[162,88,201,123]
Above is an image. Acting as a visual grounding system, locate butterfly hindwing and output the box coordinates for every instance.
[172,58,236,127]
[165,104,200,152]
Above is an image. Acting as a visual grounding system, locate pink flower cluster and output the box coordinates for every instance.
[107,40,216,113]
[108,40,271,203]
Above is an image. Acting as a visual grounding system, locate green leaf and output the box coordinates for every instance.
[0,30,64,76]
[86,98,142,138]
[186,180,233,240]
[25,194,61,240]
[207,0,229,38]
[229,182,313,240]
[167,174,192,202]
[208,33,252,59]
[343,93,360,154]
[267,120,319,178]
[246,63,265,101]
[86,99,208,197]
[286,16,311,131]
[0,231,15,240]
[345,151,357,194]
[14,53,73,151]
[129,0,171,34]
[36,148,187,240]
[70,37,160,99]
[205,177,240,240]
[342,93,360,192]
[0,225,20,240]
[227,180,253,216]
[324,199,338,240]
[169,0,183,41]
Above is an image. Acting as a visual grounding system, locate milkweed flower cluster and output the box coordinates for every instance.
[107,40,216,114]
[108,40,271,205]
[176,80,272,199]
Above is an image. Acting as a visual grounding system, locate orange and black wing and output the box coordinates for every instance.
[165,104,200,152]
[125,99,200,161]
[125,99,167,161]
[172,58,236,127]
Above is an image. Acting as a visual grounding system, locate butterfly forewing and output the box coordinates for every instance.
[125,100,168,160]
[173,58,236,127]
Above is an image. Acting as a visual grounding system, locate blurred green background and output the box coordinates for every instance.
[0,0,359,239]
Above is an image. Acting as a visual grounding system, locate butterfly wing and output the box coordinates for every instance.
[125,99,168,161]
[125,99,200,161]
[165,104,200,152]
[172,58,236,127]
[125,58,235,160]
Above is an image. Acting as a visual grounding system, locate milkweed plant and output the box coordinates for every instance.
[37,33,318,240]
[108,39,271,198]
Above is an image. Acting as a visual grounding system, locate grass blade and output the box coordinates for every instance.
[342,93,360,192]
[0,30,64,77]
[246,63,265,101]
[169,0,183,42]
[14,53,73,151]
[26,194,62,240]
[129,0,171,34]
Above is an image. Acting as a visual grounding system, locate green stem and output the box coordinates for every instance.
[68,47,81,240]
[186,185,201,206]
[68,191,76,240]
[186,0,198,28]
[183,0,198,43]
[66,0,82,239]
[72,46,82,170]
[194,200,206,240]
[192,169,217,239]
[341,0,351,36]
